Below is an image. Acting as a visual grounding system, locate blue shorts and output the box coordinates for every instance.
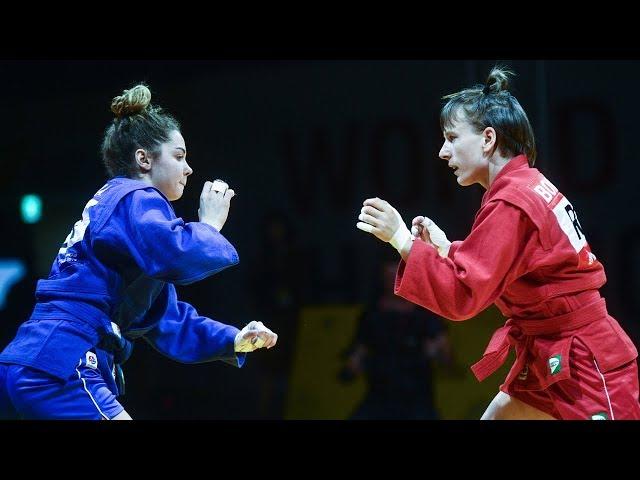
[0,351,124,420]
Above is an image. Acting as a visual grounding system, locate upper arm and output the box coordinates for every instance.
[95,189,239,284]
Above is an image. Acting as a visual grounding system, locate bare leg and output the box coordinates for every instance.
[112,409,133,420]
[481,391,556,420]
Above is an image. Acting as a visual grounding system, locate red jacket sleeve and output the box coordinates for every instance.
[394,200,539,321]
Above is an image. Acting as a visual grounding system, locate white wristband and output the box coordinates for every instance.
[389,207,413,252]
[389,225,413,252]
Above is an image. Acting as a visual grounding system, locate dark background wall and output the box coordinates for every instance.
[0,59,638,418]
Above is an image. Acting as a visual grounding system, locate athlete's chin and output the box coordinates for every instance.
[456,175,470,187]
[166,188,183,201]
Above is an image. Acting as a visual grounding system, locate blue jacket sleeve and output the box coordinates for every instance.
[141,283,246,367]
[96,188,239,285]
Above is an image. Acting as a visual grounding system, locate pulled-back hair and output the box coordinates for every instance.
[101,84,181,177]
[440,66,537,166]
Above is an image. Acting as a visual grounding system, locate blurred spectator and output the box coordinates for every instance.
[249,210,308,418]
[340,259,454,419]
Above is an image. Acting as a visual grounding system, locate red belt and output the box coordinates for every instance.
[470,298,608,382]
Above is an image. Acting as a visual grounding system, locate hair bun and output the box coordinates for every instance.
[110,84,151,117]
[484,67,513,95]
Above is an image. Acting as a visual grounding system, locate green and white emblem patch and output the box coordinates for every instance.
[548,354,562,375]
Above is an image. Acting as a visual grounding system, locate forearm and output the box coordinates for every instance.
[141,286,246,366]
[395,241,490,320]
[146,315,245,365]
[399,236,416,261]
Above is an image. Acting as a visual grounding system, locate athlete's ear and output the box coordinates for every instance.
[135,149,151,172]
[482,127,497,154]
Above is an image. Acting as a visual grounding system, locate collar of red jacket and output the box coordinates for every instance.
[492,154,529,184]
[481,154,530,205]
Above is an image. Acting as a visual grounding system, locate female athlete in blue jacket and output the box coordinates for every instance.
[0,84,277,419]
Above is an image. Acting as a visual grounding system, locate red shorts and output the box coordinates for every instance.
[502,337,640,420]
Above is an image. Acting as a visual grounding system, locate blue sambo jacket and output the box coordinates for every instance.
[0,177,245,396]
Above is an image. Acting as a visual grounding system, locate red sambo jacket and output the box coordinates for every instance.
[395,155,637,391]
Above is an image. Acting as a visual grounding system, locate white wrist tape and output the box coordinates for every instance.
[389,207,413,252]
[389,226,412,251]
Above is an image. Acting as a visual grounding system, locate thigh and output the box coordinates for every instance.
[5,359,124,420]
[481,391,557,420]
[0,364,19,419]
[549,338,640,420]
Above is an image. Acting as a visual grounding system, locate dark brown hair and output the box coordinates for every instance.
[440,66,537,166]
[101,84,181,177]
